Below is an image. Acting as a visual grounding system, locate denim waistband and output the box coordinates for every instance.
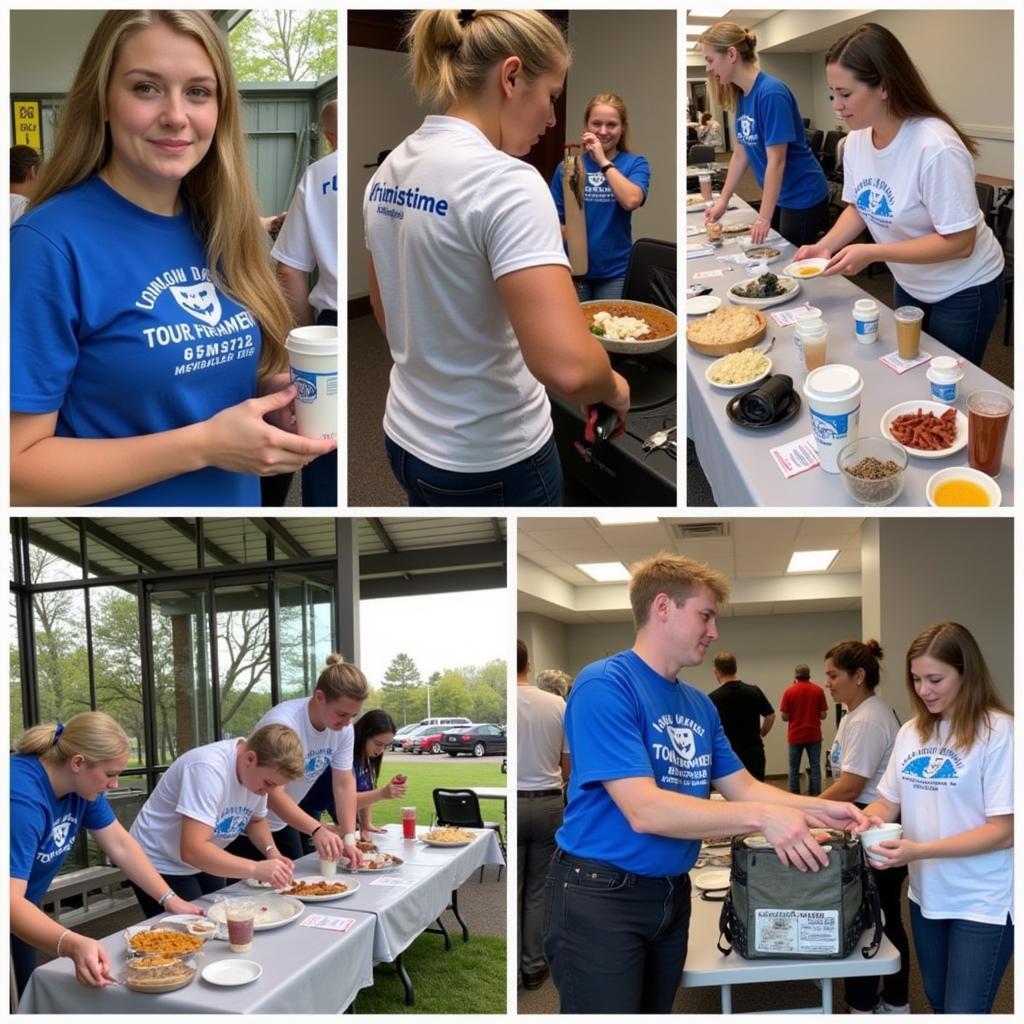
[553,847,692,885]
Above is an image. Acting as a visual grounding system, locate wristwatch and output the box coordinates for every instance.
[599,162,614,174]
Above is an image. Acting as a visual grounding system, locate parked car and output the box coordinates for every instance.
[416,716,472,728]
[407,727,446,755]
[440,723,507,758]
[389,724,421,751]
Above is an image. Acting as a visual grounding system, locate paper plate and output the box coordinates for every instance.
[705,354,772,391]
[201,960,263,987]
[691,867,732,890]
[207,896,303,931]
[880,401,968,458]
[727,275,800,310]
[686,294,722,316]
[281,877,361,902]
[783,258,828,279]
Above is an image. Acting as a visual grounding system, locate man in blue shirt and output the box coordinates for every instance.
[543,554,868,1014]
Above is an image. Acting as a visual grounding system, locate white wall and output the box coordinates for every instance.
[10,11,104,93]
[518,612,570,686]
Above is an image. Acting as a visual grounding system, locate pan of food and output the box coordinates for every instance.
[580,299,677,355]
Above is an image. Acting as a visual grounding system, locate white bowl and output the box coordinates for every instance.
[880,400,968,458]
[741,245,785,267]
[926,467,1002,507]
[783,258,829,279]
[727,275,800,310]
[705,353,772,391]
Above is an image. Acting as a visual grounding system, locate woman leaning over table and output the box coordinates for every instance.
[549,92,650,301]
[364,9,629,507]
[819,640,910,1015]
[10,713,203,995]
[861,623,1013,1014]
[701,22,829,246]
[794,24,1004,366]
[9,10,334,507]
[128,724,305,918]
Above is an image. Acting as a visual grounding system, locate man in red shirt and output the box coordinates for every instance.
[778,663,828,795]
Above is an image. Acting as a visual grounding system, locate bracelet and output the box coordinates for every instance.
[157,889,174,907]
[599,162,614,174]
[311,825,323,838]
[264,843,276,853]
[56,929,71,958]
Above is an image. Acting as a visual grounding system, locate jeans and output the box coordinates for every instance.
[11,935,37,999]
[517,792,564,974]
[770,196,830,248]
[543,848,691,1013]
[131,870,226,919]
[909,903,1013,1013]
[844,862,911,1010]
[893,274,1004,367]
[788,741,822,794]
[385,434,563,507]
[575,276,626,301]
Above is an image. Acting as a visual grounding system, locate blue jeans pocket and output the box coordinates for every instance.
[414,478,505,506]
[566,863,630,891]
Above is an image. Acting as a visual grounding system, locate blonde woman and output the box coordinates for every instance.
[129,723,305,917]
[364,9,629,506]
[701,22,829,246]
[549,93,650,300]
[862,623,1013,1013]
[227,654,370,869]
[10,10,335,506]
[10,713,204,994]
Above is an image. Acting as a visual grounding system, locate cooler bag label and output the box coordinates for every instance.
[810,405,860,447]
[754,909,839,955]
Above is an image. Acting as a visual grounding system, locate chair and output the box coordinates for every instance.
[820,130,845,177]
[975,182,996,230]
[807,129,824,158]
[802,117,811,128]
[687,144,715,166]
[995,200,1014,346]
[622,238,676,313]
[432,788,505,881]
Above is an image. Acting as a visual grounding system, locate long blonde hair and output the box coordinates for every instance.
[29,10,290,376]
[407,9,570,109]
[700,21,759,112]
[583,92,632,153]
[15,711,130,767]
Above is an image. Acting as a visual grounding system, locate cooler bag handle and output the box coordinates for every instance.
[717,896,735,956]
[860,858,883,959]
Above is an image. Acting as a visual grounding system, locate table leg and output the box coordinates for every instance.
[424,914,453,951]
[450,888,470,943]
[395,952,415,1007]
[719,984,733,1013]
[821,977,832,1014]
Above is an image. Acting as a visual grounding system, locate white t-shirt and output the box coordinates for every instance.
[130,739,268,875]
[272,150,337,314]
[254,697,354,832]
[828,694,899,805]
[517,684,569,791]
[10,193,29,222]
[842,117,1004,302]
[877,711,1013,924]
[364,116,568,472]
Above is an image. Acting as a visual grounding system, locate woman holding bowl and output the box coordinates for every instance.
[701,22,829,246]
[819,640,909,1015]
[794,24,1004,365]
[10,10,334,506]
[10,713,203,995]
[861,623,1012,1013]
[363,9,629,506]
[549,92,650,300]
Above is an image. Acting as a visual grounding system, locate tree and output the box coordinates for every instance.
[381,653,422,726]
[229,10,337,83]
[430,671,472,717]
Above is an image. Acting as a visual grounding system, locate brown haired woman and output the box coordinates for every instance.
[860,623,1012,1012]
[549,92,650,300]
[794,23,1004,366]
[10,713,203,994]
[10,11,334,506]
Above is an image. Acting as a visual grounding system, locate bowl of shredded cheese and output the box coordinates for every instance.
[705,349,772,390]
[581,300,677,355]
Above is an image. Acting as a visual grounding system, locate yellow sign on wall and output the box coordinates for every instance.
[13,100,41,151]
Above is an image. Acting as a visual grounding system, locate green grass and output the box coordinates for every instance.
[353,933,507,1013]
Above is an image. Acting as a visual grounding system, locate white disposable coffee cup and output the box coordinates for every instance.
[860,823,903,865]
[803,364,864,474]
[285,326,338,440]
[319,858,338,877]
[852,298,879,344]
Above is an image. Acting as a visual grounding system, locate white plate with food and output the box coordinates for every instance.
[581,299,677,355]
[124,926,206,958]
[727,274,800,310]
[280,877,360,902]
[686,294,721,316]
[341,852,404,873]
[691,867,732,891]
[421,827,477,847]
[741,245,785,266]
[705,350,772,391]
[742,832,773,850]
[201,959,263,987]
[244,877,275,890]
[160,914,219,942]
[783,258,829,279]
[880,401,967,458]
[719,213,757,236]
[207,895,304,932]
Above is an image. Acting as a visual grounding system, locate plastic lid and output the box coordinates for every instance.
[285,325,338,356]
[803,363,863,402]
[795,316,827,339]
[853,298,878,314]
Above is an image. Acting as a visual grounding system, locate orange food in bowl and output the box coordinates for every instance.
[932,479,991,506]
[797,267,821,277]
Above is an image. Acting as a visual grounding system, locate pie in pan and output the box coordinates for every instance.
[686,306,767,356]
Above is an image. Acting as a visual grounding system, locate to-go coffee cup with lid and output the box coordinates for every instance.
[926,356,964,404]
[803,364,864,474]
[852,298,879,344]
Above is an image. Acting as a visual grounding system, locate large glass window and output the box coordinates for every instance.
[215,580,273,737]
[278,571,336,700]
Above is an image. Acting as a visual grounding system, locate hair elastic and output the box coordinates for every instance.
[53,723,65,745]
[458,9,474,27]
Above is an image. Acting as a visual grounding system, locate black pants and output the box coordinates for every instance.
[770,196,830,248]
[11,935,38,998]
[131,870,226,919]
[844,861,911,1010]
[543,848,691,1013]
[733,745,766,781]
[225,824,305,863]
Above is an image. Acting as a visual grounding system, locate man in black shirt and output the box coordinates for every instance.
[708,652,775,781]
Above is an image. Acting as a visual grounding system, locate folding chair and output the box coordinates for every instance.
[432,788,505,881]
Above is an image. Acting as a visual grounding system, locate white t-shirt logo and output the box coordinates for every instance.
[171,283,223,326]
[737,115,756,142]
[854,179,895,227]
[667,725,696,761]
[51,820,71,848]
[903,754,959,781]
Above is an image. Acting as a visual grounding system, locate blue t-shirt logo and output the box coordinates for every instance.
[51,819,72,848]
[214,807,253,837]
[737,114,757,144]
[171,282,223,326]
[854,177,895,227]
[587,171,605,188]
[667,724,696,761]
[304,752,332,782]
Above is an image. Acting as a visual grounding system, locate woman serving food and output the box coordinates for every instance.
[549,93,650,300]
[701,22,829,246]
[793,24,1004,365]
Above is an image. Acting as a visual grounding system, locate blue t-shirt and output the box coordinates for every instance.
[735,73,828,210]
[298,760,372,820]
[550,151,650,279]
[11,175,263,506]
[557,650,743,877]
[10,755,116,906]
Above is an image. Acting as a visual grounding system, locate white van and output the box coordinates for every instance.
[418,717,472,728]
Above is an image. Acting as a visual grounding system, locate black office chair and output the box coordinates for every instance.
[807,129,824,158]
[432,788,505,881]
[975,182,996,229]
[687,144,715,166]
[820,130,845,177]
[802,117,811,128]
[623,238,676,313]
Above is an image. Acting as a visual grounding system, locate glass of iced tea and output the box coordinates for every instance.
[967,390,1013,477]
[225,898,256,953]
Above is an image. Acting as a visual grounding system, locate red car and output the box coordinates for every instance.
[403,727,445,755]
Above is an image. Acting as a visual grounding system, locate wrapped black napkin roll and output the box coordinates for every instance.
[739,374,793,423]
